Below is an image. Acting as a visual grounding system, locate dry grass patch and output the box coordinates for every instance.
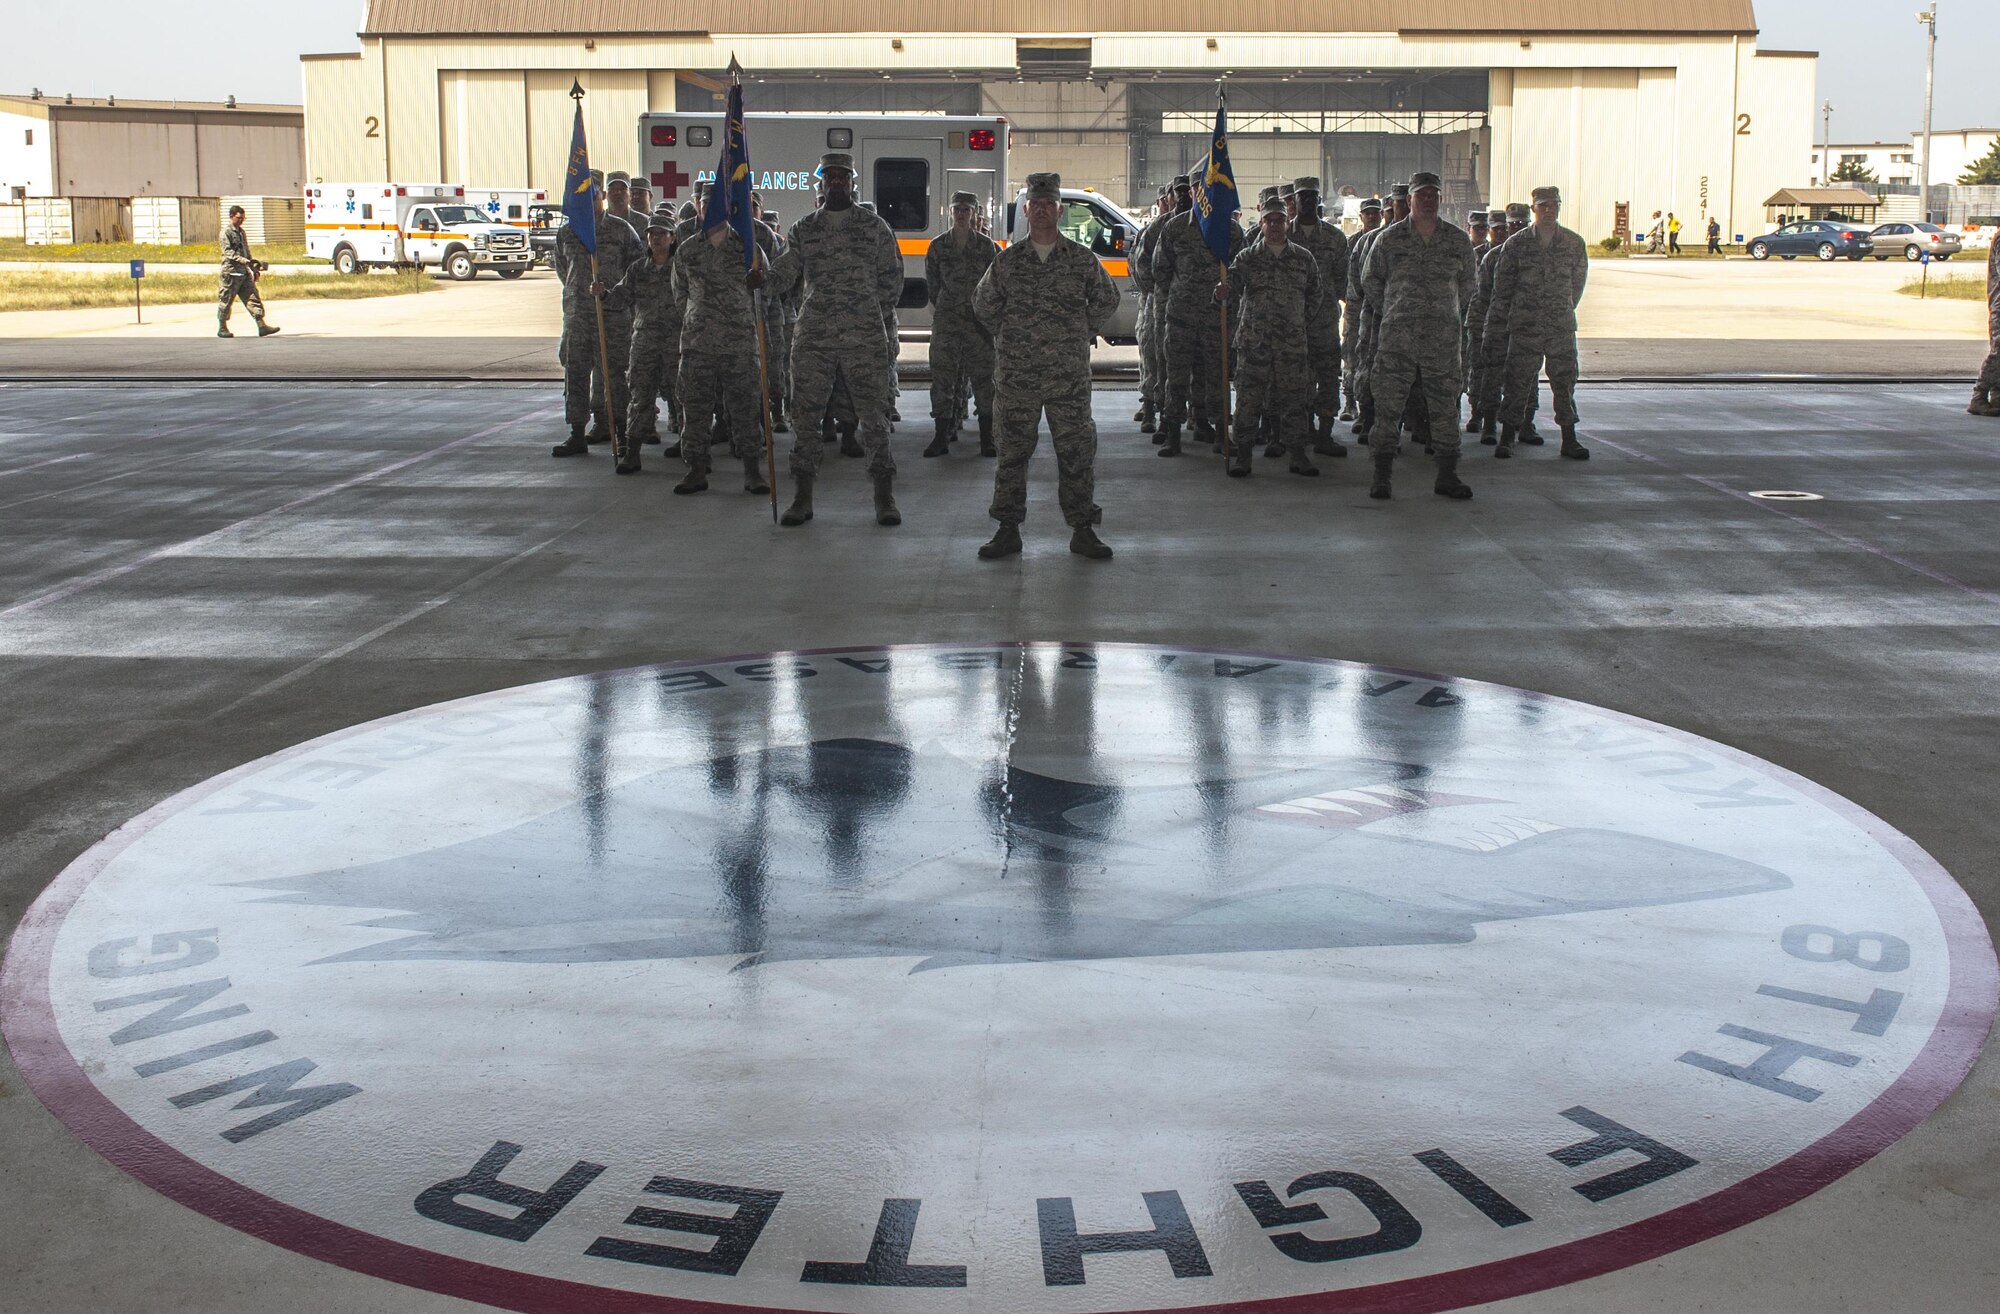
[0,268,434,313]
[0,238,313,265]
[1895,273,1989,300]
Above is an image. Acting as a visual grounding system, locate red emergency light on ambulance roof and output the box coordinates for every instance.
[968,129,996,151]
[396,187,406,195]
[454,187,464,196]
[651,125,677,146]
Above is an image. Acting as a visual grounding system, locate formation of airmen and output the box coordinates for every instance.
[544,157,1593,556]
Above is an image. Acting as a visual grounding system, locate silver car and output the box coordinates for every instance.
[1868,222,1963,262]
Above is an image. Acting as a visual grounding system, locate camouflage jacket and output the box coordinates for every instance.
[1467,238,1508,339]
[973,235,1120,389]
[1360,219,1479,359]
[1346,224,1385,309]
[1130,214,1166,297]
[604,253,684,339]
[1287,218,1349,329]
[769,204,903,350]
[1485,223,1589,341]
[220,224,256,274]
[924,229,999,334]
[1225,240,1325,357]
[672,229,759,357]
[1154,210,1246,323]
[557,214,644,305]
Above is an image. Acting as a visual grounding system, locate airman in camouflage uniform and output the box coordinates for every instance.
[1154,189,1245,456]
[603,217,683,473]
[1221,196,1327,479]
[661,216,771,495]
[1967,236,2000,416]
[592,174,646,443]
[1488,185,1591,459]
[1137,178,1191,443]
[1474,203,1531,442]
[551,176,642,460]
[1359,171,1478,501]
[1340,196,1383,420]
[761,152,906,527]
[1130,187,1171,434]
[1462,208,1500,438]
[1350,185,1407,442]
[1287,177,1350,456]
[752,194,794,432]
[216,206,276,338]
[975,172,1120,562]
[923,191,1000,459]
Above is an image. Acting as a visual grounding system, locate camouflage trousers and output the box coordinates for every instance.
[563,310,631,429]
[1463,319,1488,414]
[217,272,263,323]
[1340,300,1364,402]
[763,313,793,416]
[1164,313,1227,428]
[1235,350,1315,457]
[989,378,1097,528]
[791,343,894,479]
[623,330,682,443]
[1979,297,2000,390]
[1498,332,1579,429]
[1135,294,1163,408]
[1369,348,1462,461]
[678,348,761,470]
[929,319,994,425]
[1309,336,1342,422]
[1353,310,1382,410]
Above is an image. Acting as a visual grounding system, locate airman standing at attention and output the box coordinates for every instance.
[1487,185,1591,460]
[1466,207,1514,445]
[1155,179,1246,457]
[1358,171,1478,501]
[923,191,1000,459]
[662,208,769,495]
[552,172,636,459]
[1137,178,1190,443]
[1287,177,1350,458]
[1219,196,1327,479]
[602,217,683,473]
[1351,182,1409,445]
[759,152,906,527]
[1131,187,1170,435]
[1339,196,1382,421]
[974,172,1121,561]
[588,173,646,449]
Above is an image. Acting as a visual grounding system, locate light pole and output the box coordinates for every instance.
[1821,100,1835,184]
[1916,6,1937,222]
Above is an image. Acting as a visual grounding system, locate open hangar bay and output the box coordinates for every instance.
[0,374,1995,1314]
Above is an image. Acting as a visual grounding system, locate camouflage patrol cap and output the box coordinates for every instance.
[1410,171,1442,193]
[1532,185,1561,203]
[646,215,673,234]
[1258,196,1288,217]
[1171,174,1192,191]
[1279,182,1296,198]
[606,171,630,189]
[1024,172,1062,201]
[1359,196,1383,213]
[1292,176,1322,195]
[1506,202,1531,221]
[819,152,856,176]
[1257,185,1279,205]
[590,169,605,185]
[1469,209,1491,227]
[950,191,979,208]
[1390,183,1410,199]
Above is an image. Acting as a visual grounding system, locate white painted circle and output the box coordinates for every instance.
[1746,490,1825,501]
[4,644,1992,1314]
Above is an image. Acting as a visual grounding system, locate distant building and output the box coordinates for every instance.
[1810,128,1999,187]
[0,92,305,201]
[301,0,1817,242]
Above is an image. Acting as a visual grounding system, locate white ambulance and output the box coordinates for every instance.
[304,183,537,280]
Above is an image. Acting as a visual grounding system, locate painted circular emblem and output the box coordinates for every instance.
[4,644,1993,1314]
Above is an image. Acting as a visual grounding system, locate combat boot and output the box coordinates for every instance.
[551,424,589,458]
[1195,419,1219,451]
[923,425,951,458]
[1289,453,1321,477]
[978,523,1022,559]
[1227,442,1253,478]
[661,441,682,459]
[742,454,769,495]
[1467,411,1481,434]
[1312,416,1347,458]
[780,474,814,526]
[1519,420,1546,446]
[873,474,901,526]
[1480,416,1499,445]
[639,429,661,446]
[1339,397,1357,422]
[1559,425,1591,460]
[1262,415,1284,458]
[1140,404,1157,434]
[586,410,611,445]
[216,316,233,338]
[1434,456,1473,500]
[615,450,641,476]
[255,319,280,337]
[1157,424,1183,458]
[1968,387,2000,417]
[772,405,790,434]
[674,464,709,494]
[978,413,997,458]
[1133,404,1148,422]
[1369,451,1394,500]
[1069,525,1113,559]
[839,424,863,458]
[1497,423,1517,457]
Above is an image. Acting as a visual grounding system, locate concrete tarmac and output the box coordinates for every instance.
[0,382,1996,1313]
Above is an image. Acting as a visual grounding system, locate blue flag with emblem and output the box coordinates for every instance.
[561,100,597,255]
[1191,89,1239,264]
[703,77,757,271]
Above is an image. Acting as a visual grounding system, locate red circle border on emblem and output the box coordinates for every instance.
[4,643,1995,1314]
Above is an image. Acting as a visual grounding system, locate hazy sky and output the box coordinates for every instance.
[1,1,1991,144]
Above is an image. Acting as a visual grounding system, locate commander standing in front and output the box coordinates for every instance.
[973,172,1120,561]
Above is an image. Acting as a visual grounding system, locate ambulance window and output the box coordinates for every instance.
[507,205,523,219]
[1060,201,1118,257]
[874,158,930,232]
[360,204,373,220]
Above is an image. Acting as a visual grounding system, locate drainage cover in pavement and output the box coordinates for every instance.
[4,643,1992,1314]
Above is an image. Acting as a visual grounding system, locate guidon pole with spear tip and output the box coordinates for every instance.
[716,56,782,522]
[569,80,625,470]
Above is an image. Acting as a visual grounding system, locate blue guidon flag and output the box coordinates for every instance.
[561,98,597,255]
[1192,88,1239,264]
[703,71,757,270]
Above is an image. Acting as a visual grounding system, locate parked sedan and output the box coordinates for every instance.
[1746,221,1874,262]
[1868,221,1963,261]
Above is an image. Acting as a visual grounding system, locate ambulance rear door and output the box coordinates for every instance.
[862,136,943,311]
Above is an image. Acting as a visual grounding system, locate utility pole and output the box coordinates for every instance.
[1821,101,1834,184]
[1916,6,1937,222]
